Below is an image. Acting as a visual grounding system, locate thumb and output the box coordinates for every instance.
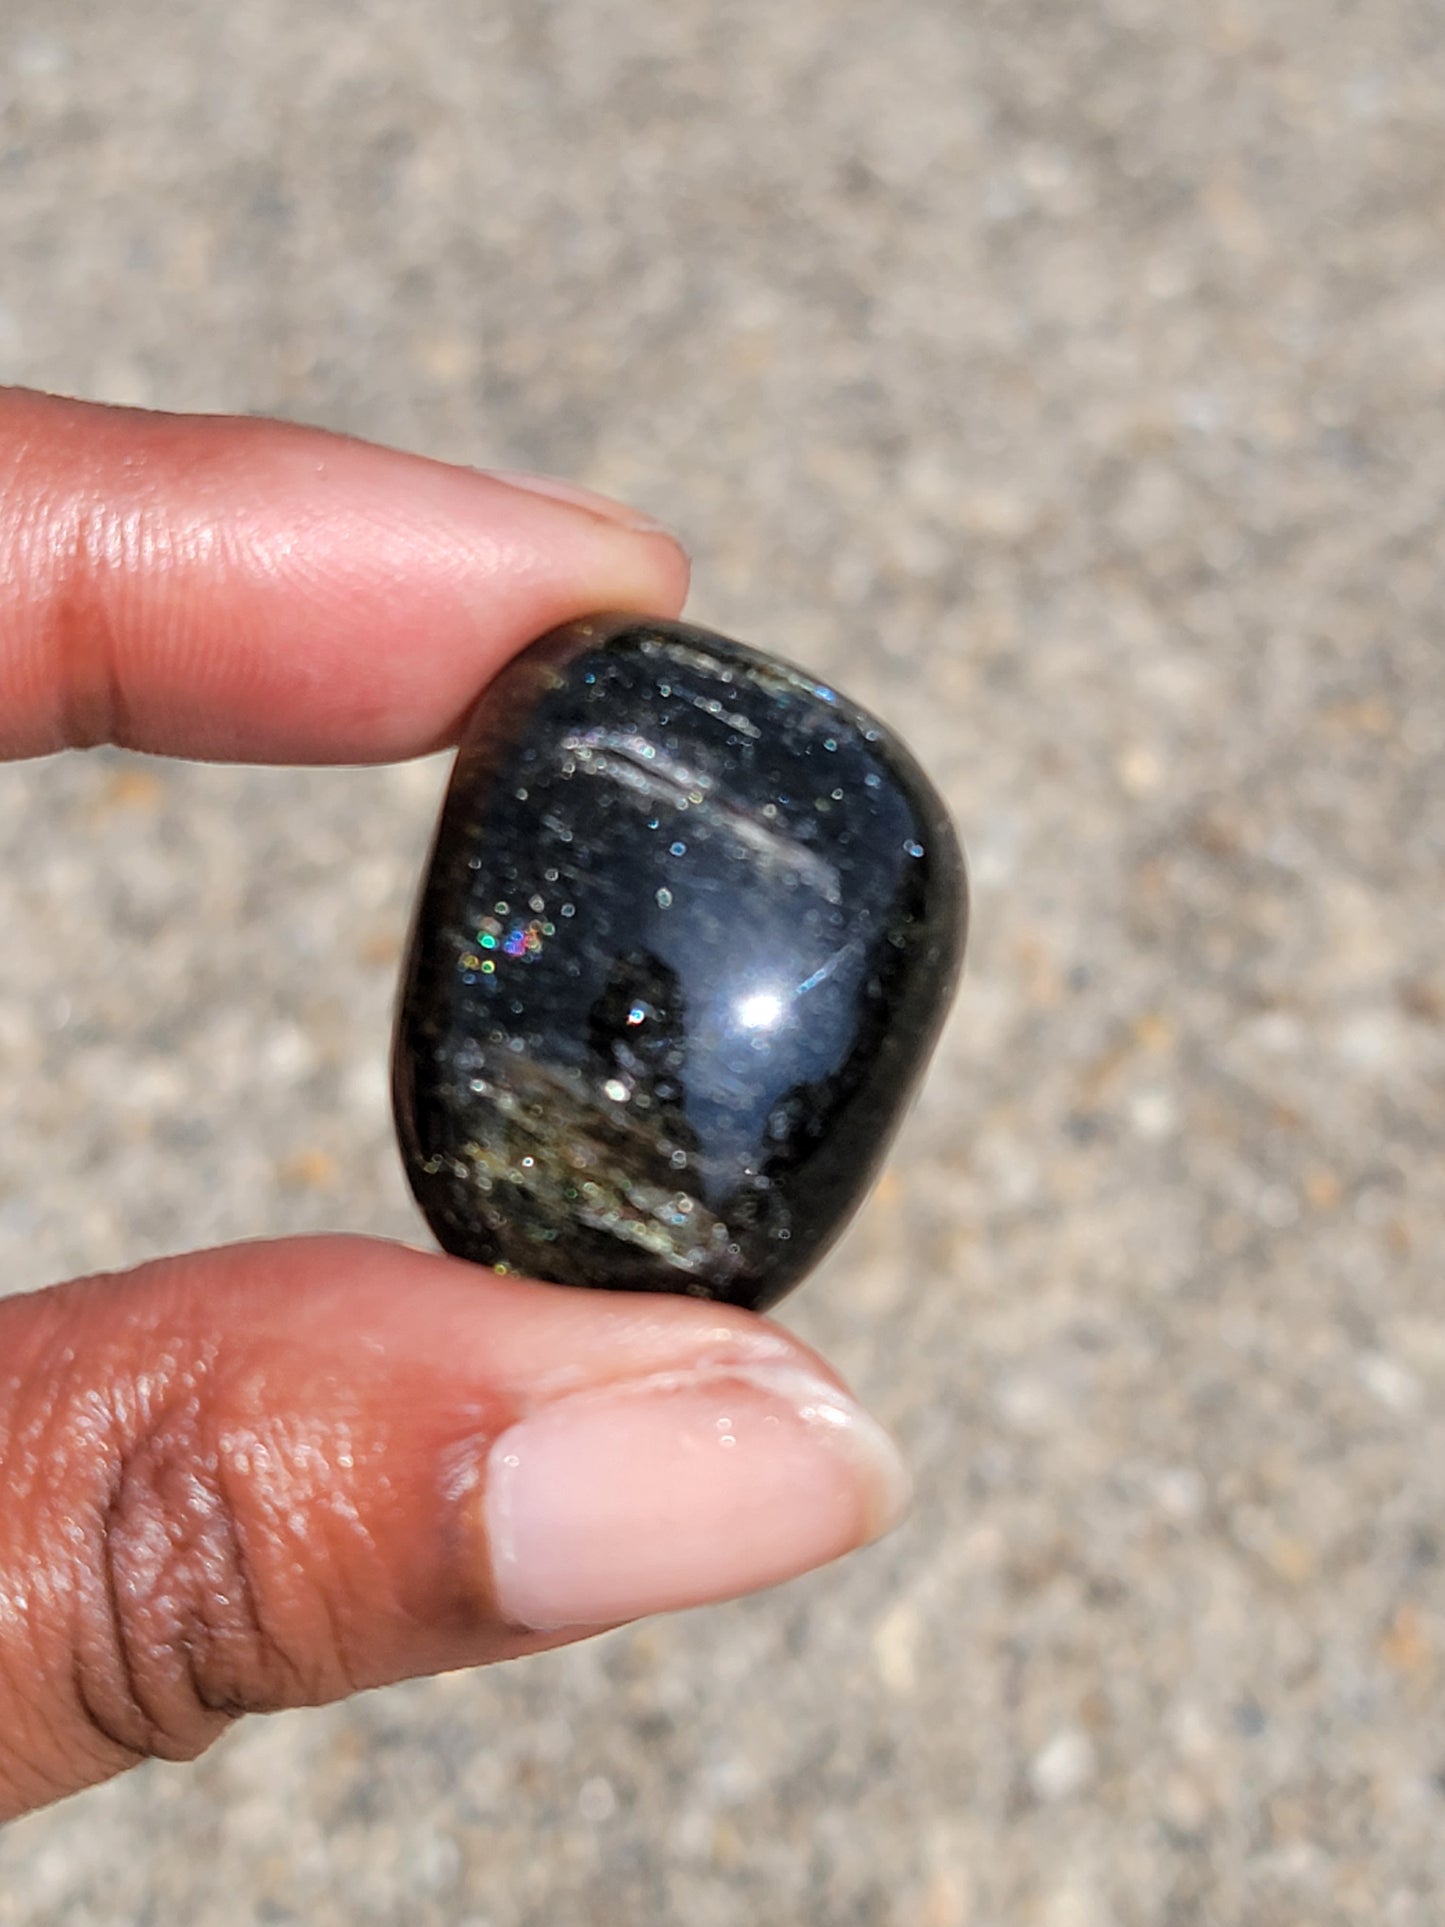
[0,1236,907,1819]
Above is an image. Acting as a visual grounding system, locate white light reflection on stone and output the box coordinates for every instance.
[736,989,784,1031]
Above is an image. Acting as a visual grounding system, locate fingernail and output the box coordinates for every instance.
[481,468,676,538]
[482,1363,910,1631]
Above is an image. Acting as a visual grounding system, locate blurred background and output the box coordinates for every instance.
[1,0,1442,1921]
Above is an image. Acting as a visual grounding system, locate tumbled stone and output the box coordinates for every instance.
[393,614,966,1310]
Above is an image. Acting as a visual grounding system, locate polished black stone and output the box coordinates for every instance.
[393,614,966,1311]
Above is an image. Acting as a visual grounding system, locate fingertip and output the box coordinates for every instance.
[480,1354,910,1632]
[0,391,693,763]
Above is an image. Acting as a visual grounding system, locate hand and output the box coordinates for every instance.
[0,389,909,1821]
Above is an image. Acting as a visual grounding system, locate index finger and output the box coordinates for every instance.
[0,389,690,764]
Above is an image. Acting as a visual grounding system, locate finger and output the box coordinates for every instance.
[0,388,690,764]
[0,1237,907,1819]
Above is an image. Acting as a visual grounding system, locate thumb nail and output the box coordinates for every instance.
[480,1361,910,1631]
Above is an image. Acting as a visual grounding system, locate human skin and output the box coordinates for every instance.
[0,390,908,1821]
